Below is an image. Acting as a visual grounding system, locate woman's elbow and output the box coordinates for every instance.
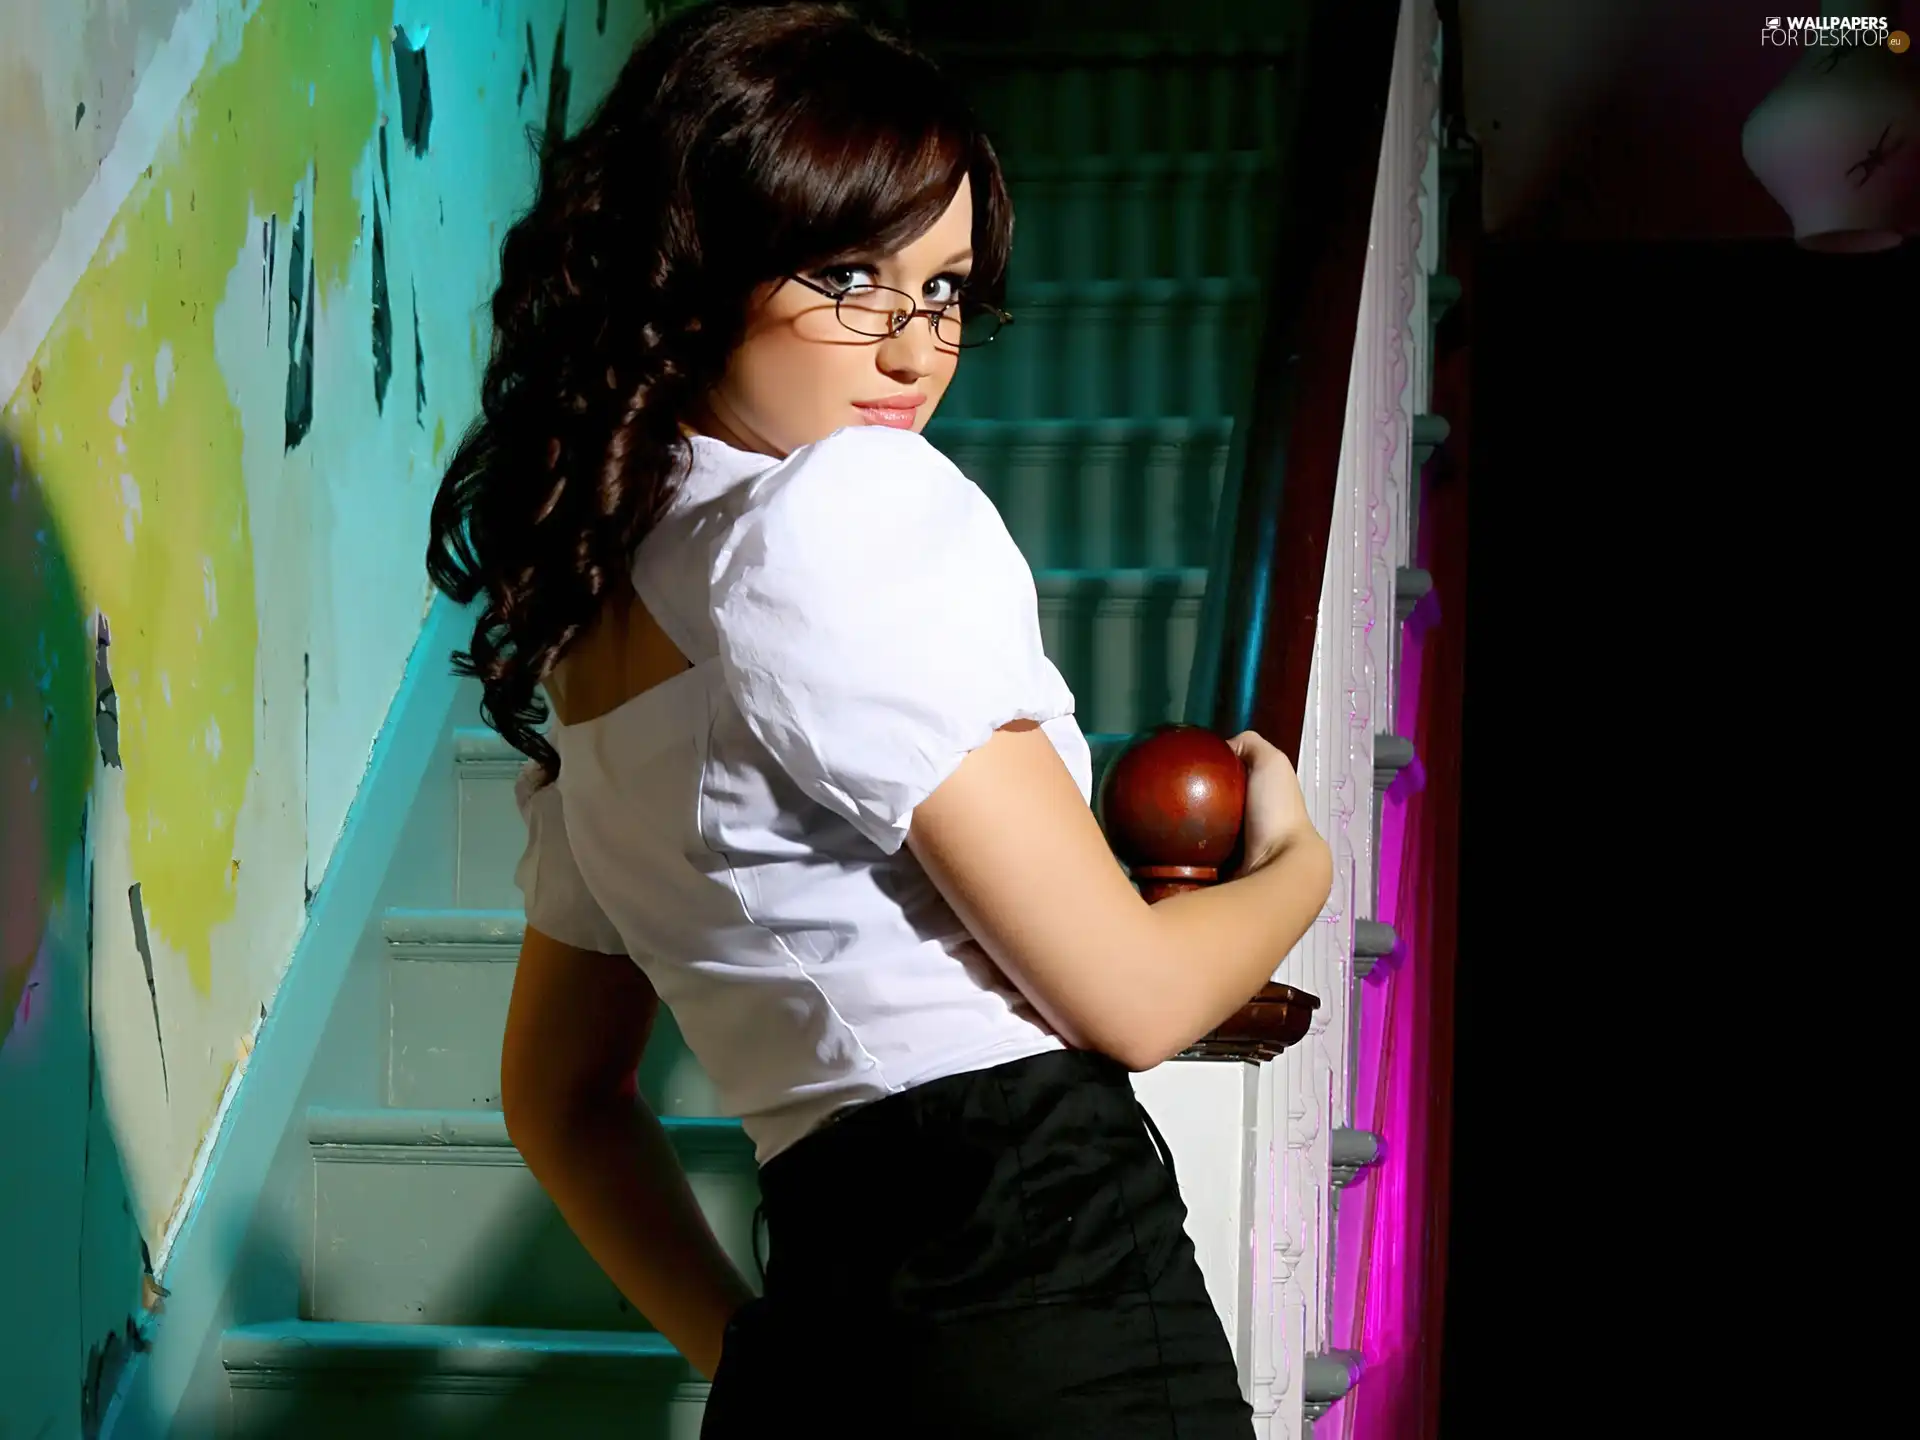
[499,1063,550,1155]
[501,1054,585,1159]
[1071,1011,1186,1075]
[1109,1032,1187,1074]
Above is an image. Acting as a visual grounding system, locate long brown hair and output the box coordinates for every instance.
[426,1,1012,775]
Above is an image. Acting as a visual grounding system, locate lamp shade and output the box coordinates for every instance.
[1741,43,1920,252]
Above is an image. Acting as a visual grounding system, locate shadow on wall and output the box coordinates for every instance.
[0,423,167,1440]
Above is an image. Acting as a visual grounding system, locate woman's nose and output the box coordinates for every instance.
[876,316,941,379]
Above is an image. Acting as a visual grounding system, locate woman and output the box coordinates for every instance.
[426,3,1333,1434]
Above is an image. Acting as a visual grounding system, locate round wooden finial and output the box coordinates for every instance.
[1095,723,1319,1062]
[1097,723,1246,902]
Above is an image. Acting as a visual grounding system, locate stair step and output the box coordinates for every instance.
[382,908,723,1115]
[431,418,1231,589]
[222,1321,705,1439]
[384,908,520,1109]
[996,152,1276,285]
[308,1105,752,1162]
[224,1318,686,1377]
[1002,150,1272,182]
[452,728,523,769]
[935,34,1293,65]
[306,1107,757,1331]
[453,727,529,908]
[1035,568,1208,736]
[384,907,525,949]
[453,728,516,763]
[1006,276,1261,308]
[942,73,1286,195]
[939,279,1260,424]
[929,417,1234,445]
[1035,566,1210,595]
[926,417,1231,570]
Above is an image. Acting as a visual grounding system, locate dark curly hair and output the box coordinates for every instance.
[426,1,1013,775]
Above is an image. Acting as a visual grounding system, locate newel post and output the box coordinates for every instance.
[1098,724,1319,1061]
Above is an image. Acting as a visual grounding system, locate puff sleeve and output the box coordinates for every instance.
[513,761,628,953]
[711,426,1079,855]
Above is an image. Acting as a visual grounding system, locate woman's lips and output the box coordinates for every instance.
[852,397,924,429]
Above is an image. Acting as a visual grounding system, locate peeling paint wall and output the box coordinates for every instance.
[0,3,658,1436]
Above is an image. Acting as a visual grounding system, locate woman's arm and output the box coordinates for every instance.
[500,925,755,1378]
[909,722,1334,1072]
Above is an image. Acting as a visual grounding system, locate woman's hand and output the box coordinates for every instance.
[1226,730,1320,879]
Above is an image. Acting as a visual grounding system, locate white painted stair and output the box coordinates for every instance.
[214,722,752,1435]
[305,1107,756,1330]
[381,908,724,1114]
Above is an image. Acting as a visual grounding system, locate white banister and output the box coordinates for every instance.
[1132,8,1442,1437]
[1266,2,1440,1434]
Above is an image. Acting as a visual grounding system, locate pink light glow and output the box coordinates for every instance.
[1326,498,1446,1440]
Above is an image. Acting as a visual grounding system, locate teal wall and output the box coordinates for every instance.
[0,4,662,1435]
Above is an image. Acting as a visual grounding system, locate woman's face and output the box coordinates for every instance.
[698,177,976,458]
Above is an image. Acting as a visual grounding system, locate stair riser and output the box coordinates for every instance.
[228,1377,707,1440]
[929,430,1229,571]
[388,955,512,1109]
[309,1150,758,1330]
[937,300,1260,422]
[950,59,1286,156]
[454,762,526,910]
[388,952,724,1116]
[1041,590,1202,736]
[1000,165,1274,284]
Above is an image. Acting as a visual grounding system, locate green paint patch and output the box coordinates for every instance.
[6,0,394,992]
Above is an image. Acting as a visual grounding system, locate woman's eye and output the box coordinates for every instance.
[815,265,877,294]
[924,274,967,306]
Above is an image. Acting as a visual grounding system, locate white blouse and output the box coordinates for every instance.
[513,426,1094,1162]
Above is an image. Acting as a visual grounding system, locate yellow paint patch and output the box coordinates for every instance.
[432,415,446,461]
[7,0,394,991]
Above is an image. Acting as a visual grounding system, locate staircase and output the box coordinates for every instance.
[207,5,1300,1435]
[925,13,1293,772]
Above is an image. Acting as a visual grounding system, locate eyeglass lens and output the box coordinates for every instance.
[835,285,1000,347]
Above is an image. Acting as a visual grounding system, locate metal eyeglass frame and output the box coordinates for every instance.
[782,273,1013,349]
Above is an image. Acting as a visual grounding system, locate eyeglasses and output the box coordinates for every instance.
[784,274,1012,349]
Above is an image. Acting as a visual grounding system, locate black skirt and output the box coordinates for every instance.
[701,1048,1255,1438]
